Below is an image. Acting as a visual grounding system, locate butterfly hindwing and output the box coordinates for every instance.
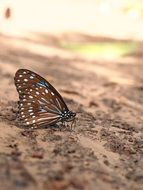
[14,69,69,127]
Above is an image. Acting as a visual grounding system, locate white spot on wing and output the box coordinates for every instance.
[51,92,54,96]
[36,92,39,95]
[45,89,48,93]
[32,120,35,123]
[30,76,34,79]
[24,79,28,82]
[29,96,33,99]
[19,75,22,77]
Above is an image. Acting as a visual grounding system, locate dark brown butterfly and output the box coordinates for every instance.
[14,69,76,128]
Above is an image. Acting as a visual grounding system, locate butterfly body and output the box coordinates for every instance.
[14,69,76,128]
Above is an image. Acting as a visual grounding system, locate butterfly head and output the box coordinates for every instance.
[61,110,76,122]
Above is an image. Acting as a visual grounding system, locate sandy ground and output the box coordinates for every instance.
[0,33,143,190]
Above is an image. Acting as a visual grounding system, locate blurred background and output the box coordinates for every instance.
[0,0,143,102]
[0,1,143,190]
[1,0,143,59]
[0,0,143,100]
[0,0,143,112]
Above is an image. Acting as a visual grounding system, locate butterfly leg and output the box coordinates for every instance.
[62,123,68,131]
[63,122,74,132]
[70,118,76,131]
[59,122,69,131]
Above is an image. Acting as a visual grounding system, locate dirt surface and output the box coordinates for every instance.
[0,33,143,190]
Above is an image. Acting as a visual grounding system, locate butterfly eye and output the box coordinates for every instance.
[14,69,76,128]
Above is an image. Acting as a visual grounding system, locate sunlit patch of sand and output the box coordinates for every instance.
[1,0,143,40]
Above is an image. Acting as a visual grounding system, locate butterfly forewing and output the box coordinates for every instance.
[14,69,69,127]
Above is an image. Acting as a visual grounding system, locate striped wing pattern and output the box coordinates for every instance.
[14,69,69,127]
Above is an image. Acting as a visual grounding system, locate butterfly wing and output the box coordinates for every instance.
[14,69,69,127]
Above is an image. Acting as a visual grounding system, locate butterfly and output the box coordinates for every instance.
[14,69,76,129]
